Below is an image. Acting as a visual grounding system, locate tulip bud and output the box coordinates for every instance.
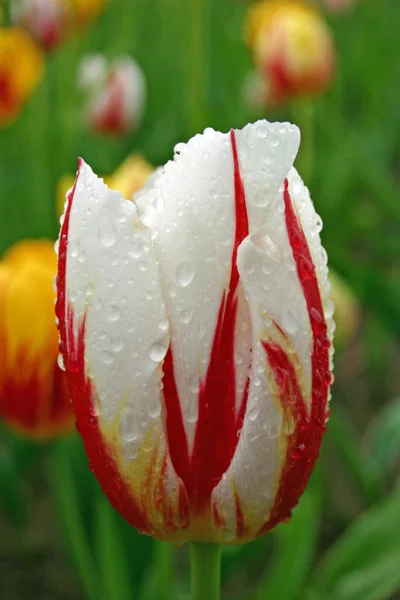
[11,0,104,51]
[11,0,68,50]
[56,120,334,543]
[0,240,73,440]
[78,54,146,136]
[246,1,335,104]
[0,27,44,126]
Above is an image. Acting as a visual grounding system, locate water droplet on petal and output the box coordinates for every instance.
[149,344,168,362]
[108,305,121,322]
[110,336,124,352]
[98,222,116,247]
[323,297,334,319]
[158,319,169,332]
[175,262,195,287]
[101,351,114,364]
[57,353,65,371]
[282,307,298,335]
[180,309,193,324]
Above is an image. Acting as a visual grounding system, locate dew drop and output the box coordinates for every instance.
[168,284,177,298]
[110,336,124,352]
[158,319,169,332]
[282,307,298,335]
[101,351,114,364]
[149,344,168,362]
[69,240,79,258]
[180,309,193,324]
[175,262,195,287]
[148,401,161,419]
[257,122,268,138]
[244,260,256,275]
[253,376,262,388]
[57,353,65,371]
[98,222,116,247]
[130,243,142,258]
[107,305,121,322]
[323,297,334,319]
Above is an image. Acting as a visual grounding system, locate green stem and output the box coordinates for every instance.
[190,543,222,600]
[50,439,104,600]
[153,541,174,600]
[186,0,208,136]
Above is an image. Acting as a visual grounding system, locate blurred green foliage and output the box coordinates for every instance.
[1,0,400,599]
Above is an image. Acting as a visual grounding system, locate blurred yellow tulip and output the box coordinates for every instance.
[57,154,153,218]
[329,270,361,349]
[68,0,104,27]
[0,27,44,126]
[0,240,74,440]
[246,0,335,104]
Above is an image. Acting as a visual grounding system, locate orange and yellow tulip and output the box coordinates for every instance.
[0,240,73,440]
[0,27,44,126]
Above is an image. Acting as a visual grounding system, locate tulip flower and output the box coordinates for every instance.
[56,120,334,549]
[11,0,67,50]
[11,0,104,50]
[78,54,146,136]
[0,27,44,126]
[246,1,335,104]
[0,240,73,440]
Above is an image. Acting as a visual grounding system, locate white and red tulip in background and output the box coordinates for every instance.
[56,120,334,543]
[78,53,146,136]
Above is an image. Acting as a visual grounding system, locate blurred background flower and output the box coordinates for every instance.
[11,0,105,50]
[319,0,357,13]
[0,240,73,440]
[78,53,146,136]
[246,0,335,104]
[0,27,43,126]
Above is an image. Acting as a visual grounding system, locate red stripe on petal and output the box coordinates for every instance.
[56,163,151,535]
[259,179,331,534]
[162,130,251,514]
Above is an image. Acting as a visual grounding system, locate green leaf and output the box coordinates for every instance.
[0,432,28,528]
[311,485,400,600]
[326,407,385,503]
[95,495,132,600]
[254,487,321,600]
[138,541,174,600]
[363,397,400,474]
[50,438,105,600]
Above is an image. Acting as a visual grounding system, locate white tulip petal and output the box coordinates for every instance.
[212,167,333,537]
[62,160,167,441]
